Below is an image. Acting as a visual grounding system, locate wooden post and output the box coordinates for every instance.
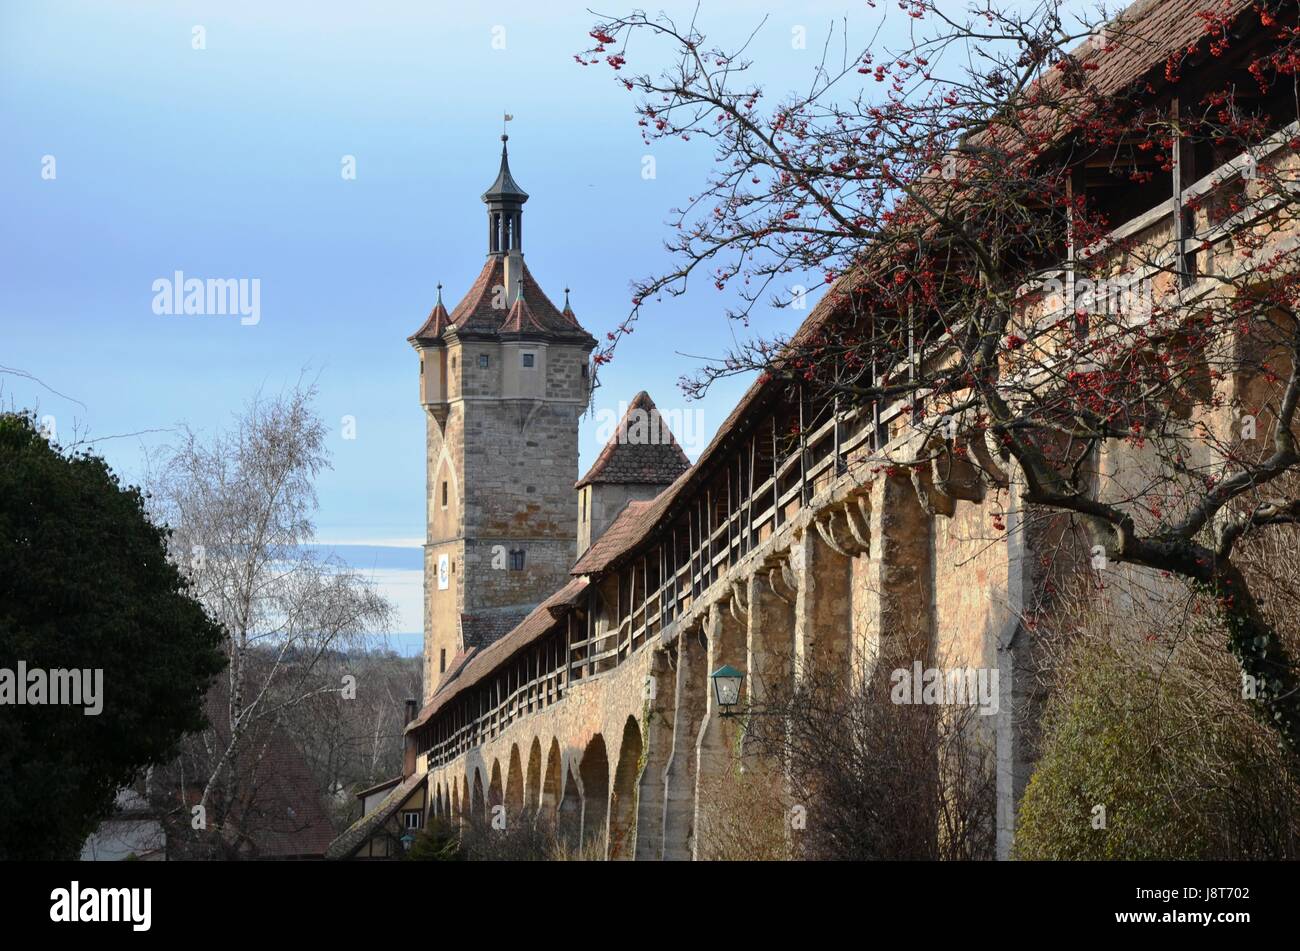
[1171,96,1194,287]
[771,414,781,528]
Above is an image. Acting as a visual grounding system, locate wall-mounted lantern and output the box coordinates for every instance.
[710,664,745,716]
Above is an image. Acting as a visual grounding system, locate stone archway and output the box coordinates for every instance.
[558,764,582,854]
[489,760,504,822]
[525,737,543,818]
[541,739,563,829]
[461,775,470,825]
[471,769,485,825]
[609,716,643,860]
[451,780,460,822]
[506,745,525,818]
[579,734,610,856]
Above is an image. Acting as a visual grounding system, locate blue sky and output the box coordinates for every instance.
[2,1,1084,649]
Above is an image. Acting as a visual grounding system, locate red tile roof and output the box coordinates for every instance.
[194,687,337,859]
[409,256,595,344]
[571,499,658,575]
[576,391,692,489]
[408,294,450,343]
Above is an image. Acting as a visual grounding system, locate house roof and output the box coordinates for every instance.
[192,685,337,860]
[577,391,693,489]
[354,776,402,802]
[325,771,426,860]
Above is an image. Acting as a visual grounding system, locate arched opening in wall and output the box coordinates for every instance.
[541,739,563,828]
[579,734,610,858]
[525,737,543,818]
[489,761,504,821]
[506,745,525,818]
[471,770,486,826]
[609,716,643,860]
[451,780,460,821]
[558,764,582,854]
[460,775,470,824]
[441,784,451,820]
[434,782,443,819]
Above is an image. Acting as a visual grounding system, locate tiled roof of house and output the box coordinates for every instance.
[577,391,692,489]
[354,776,402,802]
[192,686,337,860]
[324,771,426,860]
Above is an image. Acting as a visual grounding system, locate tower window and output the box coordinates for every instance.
[478,354,490,368]
[521,352,535,368]
[441,481,448,508]
[509,549,525,571]
[440,648,446,673]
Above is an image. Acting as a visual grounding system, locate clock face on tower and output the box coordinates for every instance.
[437,554,450,590]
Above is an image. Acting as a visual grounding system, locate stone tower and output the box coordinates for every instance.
[408,135,596,702]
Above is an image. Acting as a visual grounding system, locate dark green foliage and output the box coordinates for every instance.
[0,413,226,859]
[1015,632,1300,860]
[404,818,464,861]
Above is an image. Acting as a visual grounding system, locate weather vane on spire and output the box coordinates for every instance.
[503,112,513,138]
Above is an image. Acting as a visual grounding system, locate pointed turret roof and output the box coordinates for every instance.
[481,135,528,204]
[407,284,451,345]
[577,391,692,489]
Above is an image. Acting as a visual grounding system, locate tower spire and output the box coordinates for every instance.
[482,134,528,256]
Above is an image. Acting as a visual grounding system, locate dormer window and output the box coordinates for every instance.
[521,352,535,368]
[478,354,490,369]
